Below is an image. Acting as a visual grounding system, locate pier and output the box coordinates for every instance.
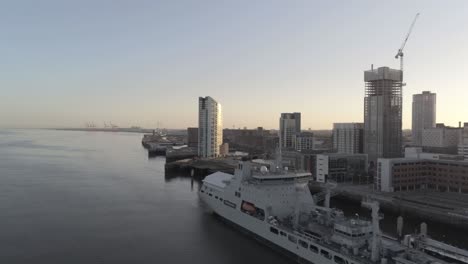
[165,158,237,177]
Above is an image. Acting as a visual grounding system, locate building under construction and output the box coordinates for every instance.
[364,66,403,163]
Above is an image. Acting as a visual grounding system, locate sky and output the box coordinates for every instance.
[1,0,467,130]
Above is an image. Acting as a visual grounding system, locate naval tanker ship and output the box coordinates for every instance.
[200,161,468,264]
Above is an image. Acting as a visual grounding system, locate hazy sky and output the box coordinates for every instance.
[1,0,467,129]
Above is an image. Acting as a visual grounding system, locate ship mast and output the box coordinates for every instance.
[362,200,382,262]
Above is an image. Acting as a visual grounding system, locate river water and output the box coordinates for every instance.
[0,129,466,264]
[0,129,292,264]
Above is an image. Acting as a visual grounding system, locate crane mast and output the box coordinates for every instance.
[395,13,420,74]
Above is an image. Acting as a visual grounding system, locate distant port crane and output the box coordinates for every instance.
[85,122,96,128]
[109,122,118,128]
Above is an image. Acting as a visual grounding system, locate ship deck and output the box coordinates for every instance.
[272,220,383,264]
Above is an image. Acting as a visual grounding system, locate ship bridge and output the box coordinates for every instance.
[249,165,311,184]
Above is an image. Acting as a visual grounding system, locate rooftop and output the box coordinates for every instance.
[364,66,402,82]
[203,171,233,188]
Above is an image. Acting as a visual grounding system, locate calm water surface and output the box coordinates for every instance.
[0,129,293,264]
[1,129,466,264]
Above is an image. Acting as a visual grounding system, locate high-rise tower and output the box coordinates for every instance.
[364,66,403,163]
[279,113,301,149]
[333,123,364,154]
[412,91,436,146]
[198,96,223,158]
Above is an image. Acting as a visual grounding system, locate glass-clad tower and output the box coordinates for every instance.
[198,96,223,158]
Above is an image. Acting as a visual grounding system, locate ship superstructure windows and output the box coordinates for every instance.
[269,227,279,235]
[298,239,308,248]
[309,244,318,253]
[331,220,373,248]
[287,235,297,243]
[334,255,346,264]
[321,249,332,259]
[334,229,367,237]
[304,230,321,238]
[223,200,236,209]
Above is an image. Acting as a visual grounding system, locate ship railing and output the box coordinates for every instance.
[272,223,375,264]
[297,230,375,264]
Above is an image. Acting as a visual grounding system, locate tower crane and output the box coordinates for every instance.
[395,13,420,73]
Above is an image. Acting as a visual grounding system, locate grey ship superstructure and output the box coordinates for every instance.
[199,162,468,264]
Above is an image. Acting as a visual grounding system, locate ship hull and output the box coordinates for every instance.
[199,164,468,264]
[200,192,354,264]
[211,211,312,264]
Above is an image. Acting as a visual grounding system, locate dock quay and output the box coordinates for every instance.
[310,182,468,230]
[165,147,197,162]
[165,158,237,177]
[142,130,185,149]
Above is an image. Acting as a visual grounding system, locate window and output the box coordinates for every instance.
[270,227,279,235]
[321,249,332,259]
[309,244,318,253]
[288,235,297,244]
[334,255,346,264]
[299,240,308,248]
[208,193,212,197]
[223,200,236,209]
[280,231,287,237]
[304,230,322,240]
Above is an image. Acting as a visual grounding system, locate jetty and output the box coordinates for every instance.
[165,158,237,177]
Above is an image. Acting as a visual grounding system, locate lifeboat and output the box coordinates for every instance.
[242,201,256,213]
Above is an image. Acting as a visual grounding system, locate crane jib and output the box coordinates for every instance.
[395,13,420,71]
